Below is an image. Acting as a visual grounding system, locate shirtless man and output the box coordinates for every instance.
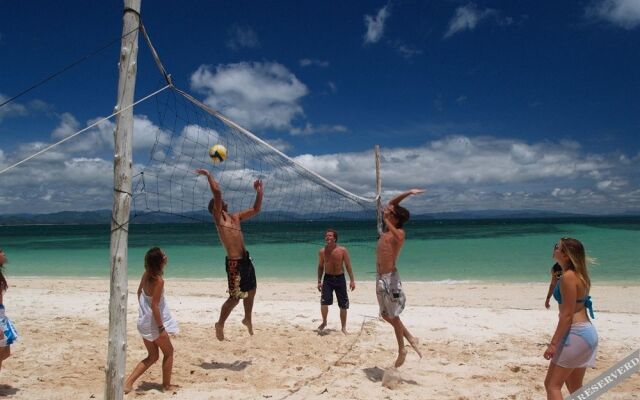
[376,188,425,367]
[317,229,355,335]
[196,168,263,341]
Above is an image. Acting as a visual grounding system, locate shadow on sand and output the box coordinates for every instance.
[315,328,338,336]
[199,360,252,371]
[363,366,418,386]
[363,366,385,382]
[0,384,20,397]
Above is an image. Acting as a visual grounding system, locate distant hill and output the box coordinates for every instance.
[0,208,638,226]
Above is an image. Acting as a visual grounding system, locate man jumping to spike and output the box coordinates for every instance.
[376,188,425,367]
[196,169,263,341]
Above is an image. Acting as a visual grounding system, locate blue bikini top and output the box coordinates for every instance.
[553,279,595,319]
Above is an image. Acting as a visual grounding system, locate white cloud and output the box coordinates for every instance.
[552,188,577,197]
[226,25,260,50]
[392,42,423,58]
[0,152,116,213]
[299,59,330,68]
[444,4,497,38]
[289,123,347,136]
[327,81,337,94]
[587,0,640,29]
[190,62,308,131]
[294,135,639,214]
[45,113,170,156]
[51,112,80,139]
[61,157,113,185]
[0,93,27,122]
[364,4,391,44]
[0,111,172,213]
[265,138,293,153]
[1,131,638,215]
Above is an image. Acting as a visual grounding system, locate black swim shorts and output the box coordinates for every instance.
[321,273,349,309]
[225,251,257,299]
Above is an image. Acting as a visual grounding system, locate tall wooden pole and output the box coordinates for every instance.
[375,145,383,236]
[105,1,141,399]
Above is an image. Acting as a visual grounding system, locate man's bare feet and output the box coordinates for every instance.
[394,348,407,368]
[162,384,180,392]
[123,384,133,394]
[408,337,422,358]
[341,328,348,335]
[242,318,254,336]
[317,322,327,331]
[215,322,224,341]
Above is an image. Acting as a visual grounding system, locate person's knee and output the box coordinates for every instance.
[163,344,174,359]
[146,352,160,364]
[566,377,584,393]
[566,382,580,393]
[243,292,256,304]
[544,376,561,392]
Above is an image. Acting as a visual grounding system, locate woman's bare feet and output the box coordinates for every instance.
[123,384,133,394]
[162,384,180,392]
[394,348,408,368]
[242,318,254,335]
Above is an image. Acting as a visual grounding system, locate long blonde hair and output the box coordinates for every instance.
[560,237,591,291]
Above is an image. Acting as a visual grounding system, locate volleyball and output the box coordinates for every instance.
[209,144,227,163]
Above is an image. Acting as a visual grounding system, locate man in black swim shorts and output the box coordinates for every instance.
[196,168,263,341]
[317,229,355,335]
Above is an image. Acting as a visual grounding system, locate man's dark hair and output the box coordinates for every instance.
[208,198,215,215]
[326,228,338,242]
[394,206,410,228]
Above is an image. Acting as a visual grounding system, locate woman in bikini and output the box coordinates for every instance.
[543,238,598,399]
[0,248,18,372]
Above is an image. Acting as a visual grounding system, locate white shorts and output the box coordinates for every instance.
[376,271,406,318]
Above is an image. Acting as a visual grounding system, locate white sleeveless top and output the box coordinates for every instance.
[136,288,179,341]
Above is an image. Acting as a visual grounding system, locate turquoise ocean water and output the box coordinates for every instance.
[0,218,638,283]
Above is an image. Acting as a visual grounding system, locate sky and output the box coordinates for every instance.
[0,0,639,215]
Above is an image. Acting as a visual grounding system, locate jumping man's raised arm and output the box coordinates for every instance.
[237,179,263,221]
[389,188,426,206]
[196,169,223,222]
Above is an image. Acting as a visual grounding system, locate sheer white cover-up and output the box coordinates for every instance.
[136,289,179,341]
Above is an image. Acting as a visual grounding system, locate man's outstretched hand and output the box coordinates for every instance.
[254,179,263,194]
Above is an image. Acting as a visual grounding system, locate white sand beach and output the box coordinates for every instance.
[0,278,637,399]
